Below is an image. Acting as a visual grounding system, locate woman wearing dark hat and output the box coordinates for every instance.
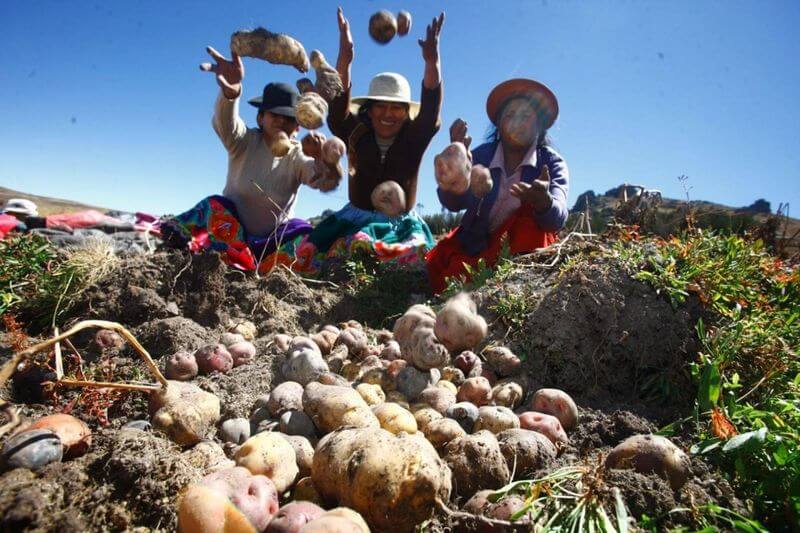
[426,78,570,294]
[160,47,342,272]
[286,8,444,274]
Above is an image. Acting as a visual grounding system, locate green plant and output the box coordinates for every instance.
[489,292,530,332]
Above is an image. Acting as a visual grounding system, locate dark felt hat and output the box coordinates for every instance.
[248,82,298,117]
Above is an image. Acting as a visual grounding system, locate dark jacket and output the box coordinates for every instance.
[327,83,442,211]
[437,141,569,255]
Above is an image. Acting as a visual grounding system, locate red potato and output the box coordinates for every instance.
[463,489,494,515]
[368,10,397,44]
[470,164,493,198]
[482,346,521,377]
[220,332,246,347]
[379,340,402,361]
[454,351,479,373]
[199,466,280,531]
[605,434,691,490]
[518,411,568,446]
[282,345,329,385]
[531,388,579,431]
[165,350,199,381]
[266,501,325,533]
[177,484,255,533]
[194,344,233,375]
[375,329,394,344]
[435,142,472,194]
[468,363,497,386]
[274,334,293,352]
[486,495,530,523]
[93,329,125,351]
[315,372,350,387]
[25,414,91,459]
[397,10,412,36]
[434,292,487,353]
[457,376,492,407]
[300,508,370,533]
[371,180,406,217]
[228,341,256,367]
[406,325,450,370]
[322,137,346,165]
[267,382,304,418]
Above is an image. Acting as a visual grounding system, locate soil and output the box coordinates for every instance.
[0,246,746,531]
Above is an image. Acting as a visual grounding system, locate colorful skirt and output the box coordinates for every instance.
[425,206,559,294]
[258,204,435,276]
[161,195,312,271]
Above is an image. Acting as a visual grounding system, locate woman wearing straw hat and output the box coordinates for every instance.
[289,8,444,274]
[426,78,570,293]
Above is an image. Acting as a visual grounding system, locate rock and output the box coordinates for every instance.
[1,429,62,471]
[123,420,152,432]
[446,402,480,433]
[194,344,234,375]
[278,411,317,442]
[165,350,199,381]
[26,413,91,458]
[219,418,251,445]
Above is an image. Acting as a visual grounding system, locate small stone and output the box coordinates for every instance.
[219,418,251,444]
[122,420,152,432]
[279,410,317,441]
[2,429,63,471]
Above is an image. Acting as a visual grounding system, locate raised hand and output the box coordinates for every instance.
[418,12,444,65]
[510,165,552,212]
[449,118,472,149]
[336,7,354,88]
[200,46,244,99]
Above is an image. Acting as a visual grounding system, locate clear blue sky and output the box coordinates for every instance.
[2,1,798,219]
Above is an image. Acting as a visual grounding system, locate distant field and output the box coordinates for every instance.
[0,187,111,217]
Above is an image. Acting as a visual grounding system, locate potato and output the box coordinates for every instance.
[486,495,530,523]
[406,325,450,370]
[335,327,369,360]
[446,401,480,433]
[453,351,479,373]
[165,350,199,381]
[435,380,458,395]
[491,380,524,409]
[199,466,280,531]
[497,429,557,479]
[231,27,309,72]
[482,346,521,377]
[413,407,443,433]
[291,477,324,506]
[469,164,493,198]
[312,427,451,531]
[234,432,300,493]
[270,131,292,157]
[385,359,407,384]
[295,92,328,130]
[371,180,406,217]
[440,366,466,386]
[444,431,510,498]
[25,413,91,459]
[473,406,520,434]
[371,402,417,434]
[302,382,379,434]
[266,501,324,533]
[468,363,497,386]
[384,391,409,410]
[605,434,691,490]
[279,410,318,442]
[530,388,579,431]
[462,489,493,515]
[280,434,315,478]
[397,10,412,36]
[296,77,314,95]
[311,329,338,355]
[417,386,456,414]
[282,346,329,385]
[195,344,234,375]
[396,366,441,401]
[423,418,466,450]
[309,50,344,103]
[300,508,369,533]
[393,304,435,346]
[378,340,402,361]
[182,440,236,474]
[178,484,256,533]
[355,383,385,406]
[435,293,487,353]
[368,10,397,44]
[325,351,347,375]
[267,382,304,418]
[316,372,350,387]
[518,411,568,446]
[274,334,292,352]
[93,329,125,351]
[232,321,258,341]
[434,142,471,194]
[150,381,221,446]
[228,341,257,367]
[457,376,492,406]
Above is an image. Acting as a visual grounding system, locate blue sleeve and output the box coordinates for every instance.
[534,148,569,231]
[437,187,471,212]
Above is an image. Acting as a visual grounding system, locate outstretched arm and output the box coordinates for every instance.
[201,46,247,153]
[419,13,444,89]
[336,7,354,90]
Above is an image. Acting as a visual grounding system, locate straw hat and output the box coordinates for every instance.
[350,72,420,117]
[486,78,559,129]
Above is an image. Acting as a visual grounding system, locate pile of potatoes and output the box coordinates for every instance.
[174,293,690,531]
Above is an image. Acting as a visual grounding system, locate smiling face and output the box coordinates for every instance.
[367,100,410,138]
[498,97,542,150]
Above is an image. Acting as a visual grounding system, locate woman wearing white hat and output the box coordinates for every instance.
[291,8,444,273]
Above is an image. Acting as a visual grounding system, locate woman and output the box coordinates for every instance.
[161,46,341,272]
[279,8,445,274]
[426,78,569,293]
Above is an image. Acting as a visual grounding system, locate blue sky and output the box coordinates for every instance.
[2,1,798,219]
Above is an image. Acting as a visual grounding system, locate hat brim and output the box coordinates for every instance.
[349,96,421,118]
[486,78,559,129]
[247,97,297,118]
[2,208,36,216]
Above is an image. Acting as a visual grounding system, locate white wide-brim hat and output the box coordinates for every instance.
[350,72,420,117]
[2,198,38,217]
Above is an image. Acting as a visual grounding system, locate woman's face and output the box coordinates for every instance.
[498,98,541,149]
[259,111,299,138]
[368,101,409,139]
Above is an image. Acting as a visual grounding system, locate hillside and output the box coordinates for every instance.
[0,187,111,217]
